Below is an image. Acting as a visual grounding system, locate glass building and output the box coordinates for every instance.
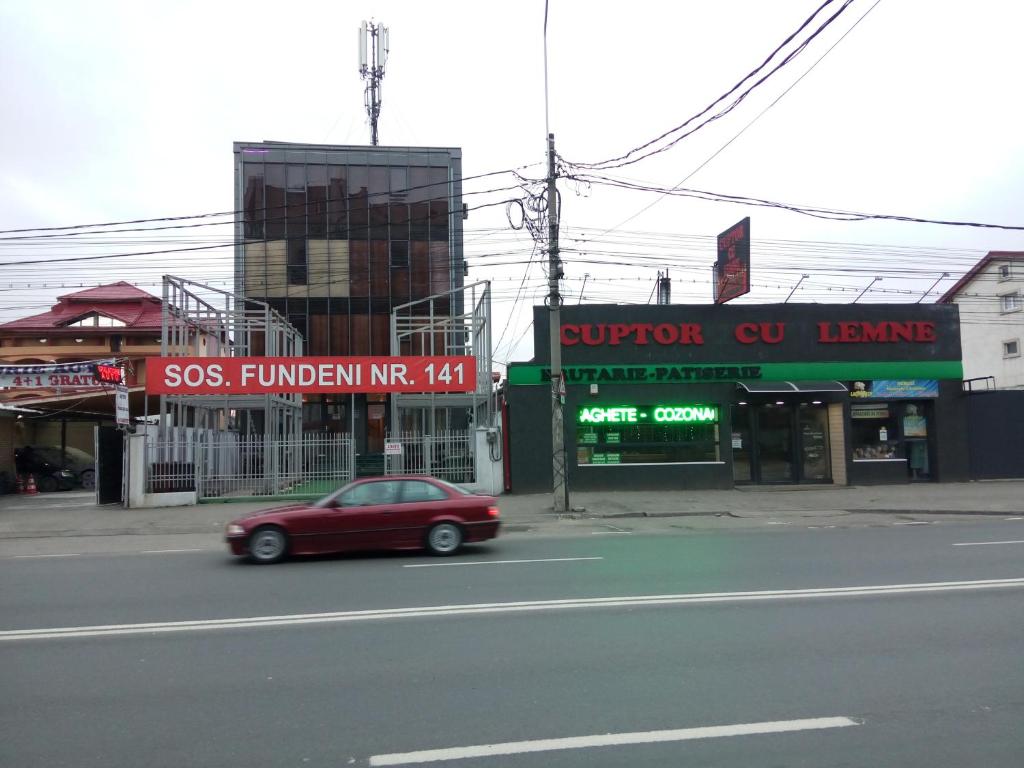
[233,141,465,451]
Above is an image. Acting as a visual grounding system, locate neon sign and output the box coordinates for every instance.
[578,405,718,425]
[93,364,125,385]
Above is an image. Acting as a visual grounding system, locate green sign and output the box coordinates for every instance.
[509,360,963,386]
[577,404,719,425]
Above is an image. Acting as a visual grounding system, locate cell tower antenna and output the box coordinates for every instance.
[359,20,389,145]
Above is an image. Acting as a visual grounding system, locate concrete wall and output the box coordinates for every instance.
[126,433,197,508]
[953,260,1024,389]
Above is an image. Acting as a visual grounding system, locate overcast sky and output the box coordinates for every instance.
[1,0,1022,363]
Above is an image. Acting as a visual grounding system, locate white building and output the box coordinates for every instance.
[938,251,1024,390]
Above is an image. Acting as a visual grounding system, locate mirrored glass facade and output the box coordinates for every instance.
[234,142,465,437]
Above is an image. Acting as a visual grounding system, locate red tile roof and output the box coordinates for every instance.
[59,281,158,302]
[0,282,163,331]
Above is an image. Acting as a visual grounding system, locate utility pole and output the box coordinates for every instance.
[547,133,568,514]
[359,21,389,146]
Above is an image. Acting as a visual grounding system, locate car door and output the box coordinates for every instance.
[330,480,403,551]
[390,479,453,547]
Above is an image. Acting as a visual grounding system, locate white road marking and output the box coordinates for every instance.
[140,549,204,554]
[591,531,632,535]
[1006,517,1023,521]
[953,540,1024,547]
[894,521,932,526]
[403,557,603,568]
[368,716,860,766]
[3,577,1023,643]
[12,553,82,559]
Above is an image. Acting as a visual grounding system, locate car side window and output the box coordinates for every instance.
[339,481,400,507]
[399,480,449,503]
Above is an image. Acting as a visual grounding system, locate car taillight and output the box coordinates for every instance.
[486,506,500,518]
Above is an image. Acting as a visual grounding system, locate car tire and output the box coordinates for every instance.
[426,522,463,556]
[80,469,95,490]
[37,475,58,493]
[248,526,288,564]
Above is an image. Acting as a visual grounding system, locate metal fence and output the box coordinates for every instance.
[384,431,474,484]
[146,431,355,499]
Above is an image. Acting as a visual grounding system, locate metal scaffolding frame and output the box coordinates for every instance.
[155,275,303,442]
[389,280,494,435]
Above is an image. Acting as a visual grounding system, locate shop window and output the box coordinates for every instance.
[575,404,721,466]
[850,403,901,460]
[1004,339,1020,359]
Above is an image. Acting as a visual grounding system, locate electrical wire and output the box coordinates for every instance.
[565,0,855,171]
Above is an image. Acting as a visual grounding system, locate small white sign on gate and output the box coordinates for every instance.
[384,441,403,455]
[115,385,130,426]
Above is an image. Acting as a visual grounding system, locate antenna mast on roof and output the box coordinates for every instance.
[359,20,389,146]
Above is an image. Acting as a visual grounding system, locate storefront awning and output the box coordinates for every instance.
[737,380,848,393]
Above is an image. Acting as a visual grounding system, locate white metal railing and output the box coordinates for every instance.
[384,431,474,484]
[145,431,355,499]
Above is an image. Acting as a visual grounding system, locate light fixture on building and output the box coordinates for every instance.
[38,338,47,343]
[75,338,84,343]
[775,401,785,406]
[737,401,748,406]
[812,400,822,405]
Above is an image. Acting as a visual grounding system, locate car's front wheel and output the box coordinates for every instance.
[426,522,463,556]
[248,526,288,564]
[80,469,95,490]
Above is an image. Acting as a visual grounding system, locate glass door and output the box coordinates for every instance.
[756,405,795,483]
[731,405,753,482]
[798,404,832,482]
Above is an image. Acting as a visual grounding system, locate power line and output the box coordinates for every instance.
[565,0,855,171]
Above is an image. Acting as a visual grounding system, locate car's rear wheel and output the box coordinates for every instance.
[80,469,95,490]
[248,526,288,564]
[426,522,463,556]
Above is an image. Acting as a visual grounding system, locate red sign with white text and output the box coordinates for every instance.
[146,356,477,395]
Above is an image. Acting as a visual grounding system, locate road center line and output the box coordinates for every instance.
[368,716,860,766]
[403,557,603,568]
[3,578,1023,643]
[952,540,1024,547]
[12,553,82,559]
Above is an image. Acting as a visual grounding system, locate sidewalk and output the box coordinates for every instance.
[1,480,1023,540]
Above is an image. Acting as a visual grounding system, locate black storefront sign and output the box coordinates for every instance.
[506,303,969,493]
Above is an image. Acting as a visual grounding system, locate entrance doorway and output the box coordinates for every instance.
[731,402,832,484]
[95,426,124,504]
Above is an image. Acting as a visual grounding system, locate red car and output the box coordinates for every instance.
[225,476,500,564]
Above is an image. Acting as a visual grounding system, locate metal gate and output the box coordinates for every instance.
[145,431,355,500]
[383,431,474,484]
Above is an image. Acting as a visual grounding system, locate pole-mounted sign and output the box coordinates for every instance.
[714,217,751,304]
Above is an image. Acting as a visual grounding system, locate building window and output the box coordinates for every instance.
[1005,339,1021,359]
[287,240,307,285]
[390,241,409,268]
[575,404,721,465]
[1000,291,1021,313]
[997,263,1012,281]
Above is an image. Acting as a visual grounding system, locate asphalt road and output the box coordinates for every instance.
[2,520,1023,767]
